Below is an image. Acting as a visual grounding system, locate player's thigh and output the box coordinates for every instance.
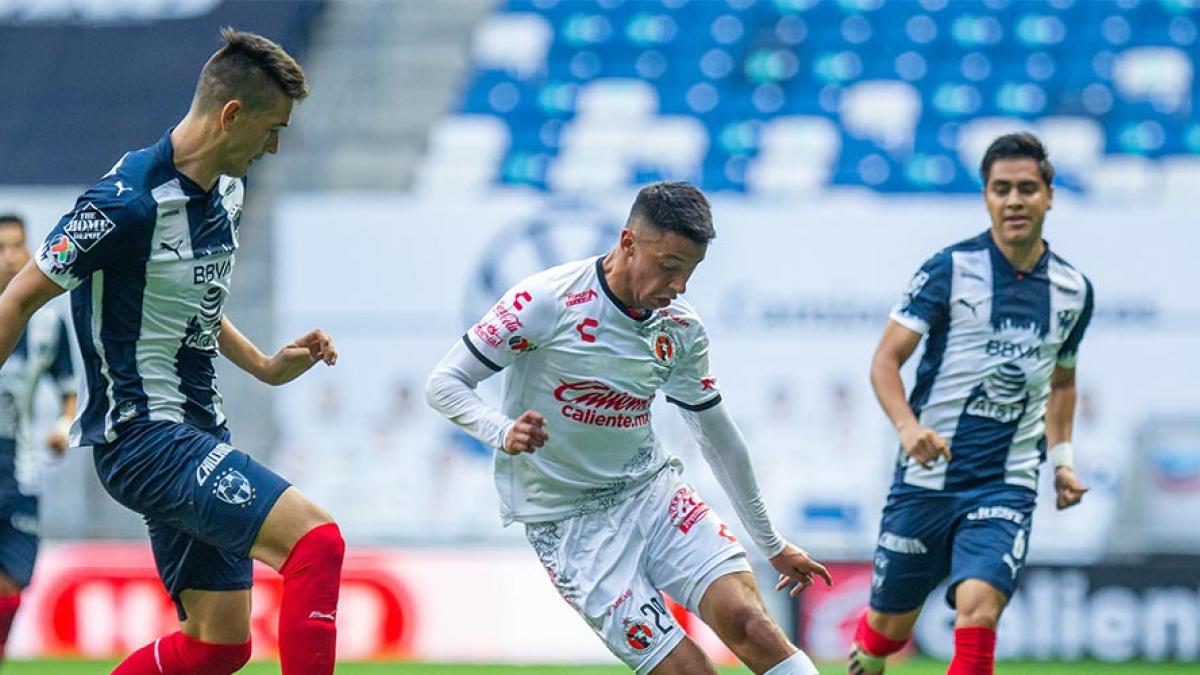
[249,486,334,571]
[147,518,255,622]
[647,636,717,675]
[869,492,956,615]
[946,498,1034,613]
[178,588,252,644]
[952,579,1008,628]
[0,495,39,591]
[524,508,686,674]
[642,477,747,613]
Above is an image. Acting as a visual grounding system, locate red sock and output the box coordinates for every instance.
[854,611,908,657]
[111,631,250,675]
[947,626,996,675]
[0,593,20,660]
[278,523,345,675]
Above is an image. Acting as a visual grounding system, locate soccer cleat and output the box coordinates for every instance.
[848,643,887,675]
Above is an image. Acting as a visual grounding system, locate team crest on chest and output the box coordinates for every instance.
[651,330,675,365]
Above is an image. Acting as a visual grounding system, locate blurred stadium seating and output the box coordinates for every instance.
[435,0,1199,197]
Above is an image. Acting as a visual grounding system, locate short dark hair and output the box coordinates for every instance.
[980,132,1054,187]
[194,28,308,112]
[0,213,25,231]
[627,182,715,244]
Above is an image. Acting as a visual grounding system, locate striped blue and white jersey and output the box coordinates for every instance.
[35,130,243,446]
[0,310,74,496]
[890,231,1094,493]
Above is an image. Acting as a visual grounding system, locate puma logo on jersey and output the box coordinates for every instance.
[114,181,132,196]
[956,298,980,317]
[160,240,184,260]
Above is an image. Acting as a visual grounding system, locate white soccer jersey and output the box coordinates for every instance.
[890,231,1094,493]
[463,256,722,524]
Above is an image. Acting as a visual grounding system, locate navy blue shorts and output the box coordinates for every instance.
[93,420,290,618]
[0,493,39,588]
[869,483,1036,614]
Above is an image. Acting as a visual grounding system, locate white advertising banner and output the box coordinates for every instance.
[271,191,1198,559]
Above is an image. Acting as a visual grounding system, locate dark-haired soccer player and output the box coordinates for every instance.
[428,182,830,675]
[0,30,343,675]
[0,213,75,665]
[849,133,1093,675]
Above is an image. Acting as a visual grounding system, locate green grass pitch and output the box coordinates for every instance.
[4,660,1196,674]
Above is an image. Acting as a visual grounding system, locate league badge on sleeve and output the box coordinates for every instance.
[44,234,77,269]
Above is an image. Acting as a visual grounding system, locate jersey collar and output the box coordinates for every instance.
[595,257,652,322]
[982,230,1050,280]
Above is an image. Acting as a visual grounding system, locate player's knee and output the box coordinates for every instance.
[283,522,345,578]
[955,602,1002,629]
[727,606,786,653]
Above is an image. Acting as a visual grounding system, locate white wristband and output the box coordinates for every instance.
[1048,441,1074,469]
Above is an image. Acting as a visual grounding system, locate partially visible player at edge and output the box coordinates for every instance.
[427,181,831,675]
[0,30,344,675]
[0,214,76,665]
[849,133,1093,675]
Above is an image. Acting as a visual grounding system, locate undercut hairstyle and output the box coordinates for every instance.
[194,28,308,113]
[0,214,25,232]
[627,182,715,244]
[980,132,1055,187]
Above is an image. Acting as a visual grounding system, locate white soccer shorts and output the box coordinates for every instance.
[524,467,751,673]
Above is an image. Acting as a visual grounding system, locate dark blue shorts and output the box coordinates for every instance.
[0,493,39,588]
[869,483,1036,614]
[93,420,290,618]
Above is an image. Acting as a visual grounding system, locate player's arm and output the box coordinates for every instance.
[46,393,77,456]
[1046,277,1093,510]
[0,263,66,367]
[678,404,831,595]
[44,315,77,454]
[425,339,546,454]
[875,253,953,468]
[1046,364,1086,509]
[218,316,336,385]
[870,320,950,467]
[427,280,554,453]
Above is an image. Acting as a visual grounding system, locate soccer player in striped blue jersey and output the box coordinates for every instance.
[0,30,343,675]
[850,134,1093,675]
[0,213,76,664]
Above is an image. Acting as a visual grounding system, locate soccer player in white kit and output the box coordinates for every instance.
[427,182,830,675]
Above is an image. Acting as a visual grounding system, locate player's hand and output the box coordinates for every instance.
[1054,466,1088,510]
[769,543,833,597]
[899,421,951,469]
[45,416,71,456]
[504,410,548,454]
[262,329,337,385]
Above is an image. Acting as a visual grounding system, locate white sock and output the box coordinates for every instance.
[764,649,819,675]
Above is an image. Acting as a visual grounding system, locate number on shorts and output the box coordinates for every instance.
[639,597,675,634]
